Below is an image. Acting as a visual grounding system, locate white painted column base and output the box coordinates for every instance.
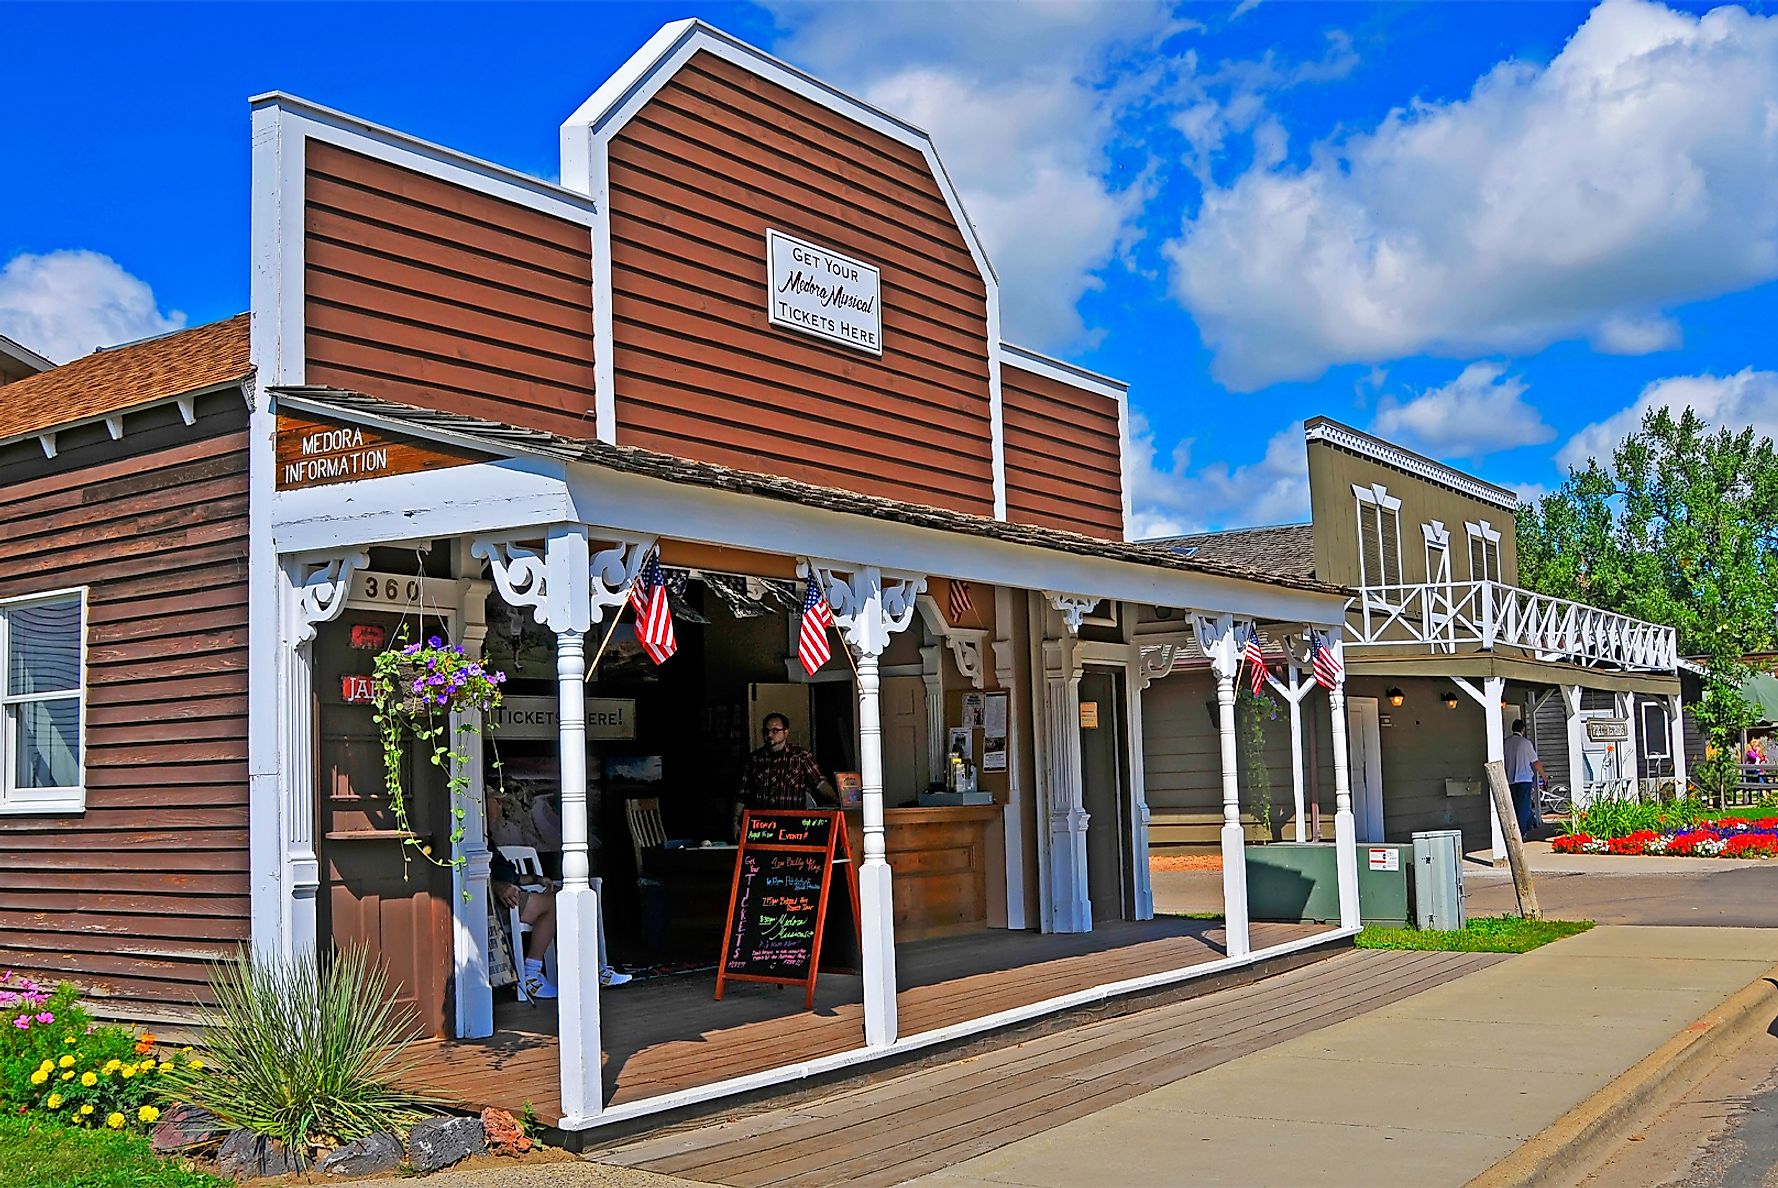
[1220,822,1250,958]
[1049,809,1093,933]
[555,883,604,1125]
[1332,809,1360,929]
[859,863,898,1047]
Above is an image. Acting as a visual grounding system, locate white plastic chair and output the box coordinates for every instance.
[495,844,608,1002]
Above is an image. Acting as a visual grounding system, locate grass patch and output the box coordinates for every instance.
[1157,911,1225,920]
[1357,915,1594,953]
[0,1114,228,1188]
[1719,805,1778,821]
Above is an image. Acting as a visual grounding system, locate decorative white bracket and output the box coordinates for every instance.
[1136,643,1180,690]
[804,559,926,657]
[471,537,549,623]
[914,595,988,688]
[1044,591,1099,634]
[589,536,659,624]
[1191,613,1255,681]
[291,550,370,643]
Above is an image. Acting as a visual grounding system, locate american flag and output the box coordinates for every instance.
[948,579,974,624]
[627,549,677,665]
[1312,631,1343,690]
[1243,627,1268,696]
[797,573,834,675]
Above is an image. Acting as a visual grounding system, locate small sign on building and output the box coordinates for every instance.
[490,695,636,741]
[1079,702,1099,729]
[765,229,882,355]
[1367,847,1399,872]
[340,674,374,704]
[1586,718,1630,742]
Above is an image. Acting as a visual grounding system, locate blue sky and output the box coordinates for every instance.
[6,1,1778,536]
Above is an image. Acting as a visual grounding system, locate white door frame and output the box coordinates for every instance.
[1347,696,1385,842]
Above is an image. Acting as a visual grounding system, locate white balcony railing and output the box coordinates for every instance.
[1345,580,1678,673]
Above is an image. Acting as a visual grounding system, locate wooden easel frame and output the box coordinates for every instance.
[715,809,862,1009]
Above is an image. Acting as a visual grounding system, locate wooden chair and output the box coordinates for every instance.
[496,844,610,1002]
[625,797,667,879]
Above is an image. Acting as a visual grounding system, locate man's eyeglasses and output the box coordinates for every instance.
[765,727,788,735]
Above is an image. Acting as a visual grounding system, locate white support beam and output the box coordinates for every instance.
[1561,684,1586,811]
[1193,612,1251,959]
[1323,628,1360,930]
[451,571,495,1041]
[1456,675,1507,864]
[1669,694,1688,794]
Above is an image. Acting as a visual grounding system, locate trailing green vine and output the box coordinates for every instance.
[370,634,507,874]
[1237,689,1279,840]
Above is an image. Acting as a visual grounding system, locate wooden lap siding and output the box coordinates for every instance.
[0,393,250,1022]
[606,51,995,516]
[1001,364,1122,540]
[304,140,599,441]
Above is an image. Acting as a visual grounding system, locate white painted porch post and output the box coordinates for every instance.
[1669,694,1688,793]
[1457,676,1508,863]
[280,551,369,959]
[451,573,495,1040]
[1324,631,1360,930]
[1618,691,1642,796]
[546,527,602,1125]
[1195,614,1249,959]
[1288,661,1307,844]
[817,563,924,1048]
[1040,632,1091,933]
[1561,685,1586,809]
[920,642,945,788]
[992,586,1028,931]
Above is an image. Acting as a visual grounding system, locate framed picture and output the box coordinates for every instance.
[834,771,863,807]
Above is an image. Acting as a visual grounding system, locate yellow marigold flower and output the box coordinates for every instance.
[157,1061,173,1072]
[103,1059,121,1073]
[187,1058,204,1071]
[120,1066,135,1079]
[58,1055,75,1069]
[78,1104,93,1116]
[140,1058,155,1071]
[45,1094,62,1109]
[63,1035,76,1045]
[138,1105,160,1124]
[80,1072,97,1087]
[59,1071,73,1081]
[29,1070,48,1085]
[106,1112,125,1129]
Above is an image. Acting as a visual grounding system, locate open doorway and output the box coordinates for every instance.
[1079,667,1131,923]
[1346,696,1385,841]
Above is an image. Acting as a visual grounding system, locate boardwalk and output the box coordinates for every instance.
[585,949,1504,1187]
[403,918,1333,1123]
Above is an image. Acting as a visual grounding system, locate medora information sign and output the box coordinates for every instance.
[765,229,883,356]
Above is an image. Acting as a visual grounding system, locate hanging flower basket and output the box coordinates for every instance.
[371,635,507,870]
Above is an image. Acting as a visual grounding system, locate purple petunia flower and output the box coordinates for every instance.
[428,635,443,648]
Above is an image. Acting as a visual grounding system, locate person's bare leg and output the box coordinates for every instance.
[521,890,557,961]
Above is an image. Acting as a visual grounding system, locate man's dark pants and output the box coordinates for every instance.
[1510,780,1537,835]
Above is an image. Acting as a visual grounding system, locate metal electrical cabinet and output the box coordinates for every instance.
[1411,829,1466,930]
[1244,843,1413,928]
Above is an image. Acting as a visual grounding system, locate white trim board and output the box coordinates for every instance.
[1309,418,1518,511]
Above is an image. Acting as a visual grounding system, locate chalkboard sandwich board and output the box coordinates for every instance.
[715,809,861,1009]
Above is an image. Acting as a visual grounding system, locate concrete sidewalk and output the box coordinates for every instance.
[905,926,1778,1188]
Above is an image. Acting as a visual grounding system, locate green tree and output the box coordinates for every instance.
[1517,407,1778,801]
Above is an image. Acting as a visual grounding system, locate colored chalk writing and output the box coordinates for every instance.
[715,809,860,1009]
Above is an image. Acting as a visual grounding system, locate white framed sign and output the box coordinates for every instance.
[765,228,882,355]
[1585,718,1629,742]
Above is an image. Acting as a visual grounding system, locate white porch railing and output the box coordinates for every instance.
[1345,581,1677,673]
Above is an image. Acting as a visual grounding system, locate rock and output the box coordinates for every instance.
[215,1129,303,1179]
[480,1106,532,1156]
[316,1131,403,1177]
[150,1103,224,1153]
[406,1116,486,1173]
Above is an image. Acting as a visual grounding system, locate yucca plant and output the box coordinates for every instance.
[158,946,436,1154]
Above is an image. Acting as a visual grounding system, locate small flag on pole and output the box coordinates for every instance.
[1243,627,1268,696]
[948,579,974,624]
[1312,631,1343,689]
[627,549,677,665]
[797,573,835,675]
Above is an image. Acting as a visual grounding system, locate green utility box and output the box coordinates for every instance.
[1243,842,1413,928]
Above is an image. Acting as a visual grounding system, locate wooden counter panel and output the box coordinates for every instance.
[846,807,996,940]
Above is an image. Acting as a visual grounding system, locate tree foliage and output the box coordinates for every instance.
[1517,408,1778,799]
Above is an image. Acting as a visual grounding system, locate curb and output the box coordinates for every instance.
[1468,961,1778,1188]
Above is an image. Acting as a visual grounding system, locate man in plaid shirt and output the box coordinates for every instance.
[734,712,837,834]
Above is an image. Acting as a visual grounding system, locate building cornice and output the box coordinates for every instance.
[1305,418,1519,511]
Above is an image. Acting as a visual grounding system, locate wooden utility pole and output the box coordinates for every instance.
[1484,759,1541,920]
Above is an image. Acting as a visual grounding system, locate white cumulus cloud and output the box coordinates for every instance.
[0,250,184,365]
[1558,368,1778,470]
[768,2,1174,348]
[1126,410,1308,537]
[1372,362,1555,458]
[1166,0,1778,389]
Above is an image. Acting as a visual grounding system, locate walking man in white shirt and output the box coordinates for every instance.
[1503,719,1549,838]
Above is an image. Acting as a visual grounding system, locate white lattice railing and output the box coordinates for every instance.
[1346,581,1677,673]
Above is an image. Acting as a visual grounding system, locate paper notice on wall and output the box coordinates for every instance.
[983,692,1008,737]
[963,692,985,730]
[983,737,1008,772]
[948,726,972,760]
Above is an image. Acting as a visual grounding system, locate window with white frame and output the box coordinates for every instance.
[1353,483,1403,587]
[1,590,86,813]
[1423,520,1451,585]
[1466,519,1502,583]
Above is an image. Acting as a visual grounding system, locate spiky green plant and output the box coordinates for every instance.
[157,946,435,1154]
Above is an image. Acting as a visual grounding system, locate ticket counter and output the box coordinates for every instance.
[846,806,1000,939]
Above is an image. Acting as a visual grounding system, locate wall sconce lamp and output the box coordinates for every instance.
[1386,687,1405,708]
[1441,690,1460,710]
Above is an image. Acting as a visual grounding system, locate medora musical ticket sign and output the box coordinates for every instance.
[765,229,883,356]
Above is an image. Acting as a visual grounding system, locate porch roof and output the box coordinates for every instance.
[271,386,1345,604]
[1342,651,1681,695]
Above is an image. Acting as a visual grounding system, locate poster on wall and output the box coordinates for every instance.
[947,726,972,761]
[962,692,985,729]
[983,692,1008,736]
[983,737,1007,772]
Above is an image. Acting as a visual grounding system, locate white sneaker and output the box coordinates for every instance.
[522,959,558,1000]
[600,966,632,988]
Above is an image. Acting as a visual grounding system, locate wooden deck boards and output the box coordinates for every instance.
[401,918,1331,1124]
[589,949,1507,1188]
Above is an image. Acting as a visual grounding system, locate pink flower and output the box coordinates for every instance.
[35,1012,52,1024]
[13,1015,30,1029]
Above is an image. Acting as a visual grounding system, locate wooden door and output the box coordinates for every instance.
[315,612,454,1039]
[1079,668,1129,923]
[1346,696,1385,842]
